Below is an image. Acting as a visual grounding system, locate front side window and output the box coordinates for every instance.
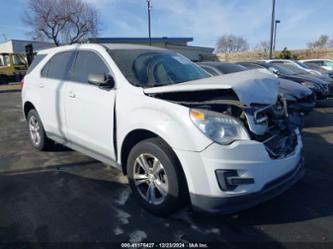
[108,49,210,87]
[72,51,109,83]
[42,51,75,79]
[310,61,323,66]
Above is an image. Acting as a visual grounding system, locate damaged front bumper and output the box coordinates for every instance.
[174,129,303,214]
[191,158,304,214]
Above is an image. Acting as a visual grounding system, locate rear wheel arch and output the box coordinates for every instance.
[24,101,36,119]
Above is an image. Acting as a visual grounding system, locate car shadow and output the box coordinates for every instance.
[0,170,285,248]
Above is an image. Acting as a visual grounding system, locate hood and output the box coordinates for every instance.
[144,69,279,106]
[300,73,333,84]
[283,73,327,85]
[279,78,312,99]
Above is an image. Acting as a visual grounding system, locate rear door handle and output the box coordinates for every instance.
[39,82,45,88]
[68,91,76,98]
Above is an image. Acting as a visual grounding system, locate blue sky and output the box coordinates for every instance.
[0,0,332,50]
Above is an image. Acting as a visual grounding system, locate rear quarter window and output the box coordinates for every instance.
[41,51,75,79]
[26,54,46,74]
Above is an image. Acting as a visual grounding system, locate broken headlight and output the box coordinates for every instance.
[190,109,250,145]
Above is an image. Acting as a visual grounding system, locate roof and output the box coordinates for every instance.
[88,37,194,44]
[37,43,167,54]
[102,43,167,51]
[300,59,333,62]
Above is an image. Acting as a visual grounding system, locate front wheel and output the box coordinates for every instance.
[127,138,188,216]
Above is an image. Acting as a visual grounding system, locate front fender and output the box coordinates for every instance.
[116,93,212,160]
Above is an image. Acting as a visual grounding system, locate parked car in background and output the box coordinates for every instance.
[200,61,315,117]
[300,61,333,79]
[22,44,304,215]
[300,59,333,71]
[0,53,27,84]
[244,61,331,100]
[260,59,323,76]
[199,61,247,75]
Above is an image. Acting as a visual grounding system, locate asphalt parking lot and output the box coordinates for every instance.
[0,92,333,248]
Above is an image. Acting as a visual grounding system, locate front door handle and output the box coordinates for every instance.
[39,82,45,88]
[68,91,76,98]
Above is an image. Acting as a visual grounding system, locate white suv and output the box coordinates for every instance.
[22,44,304,215]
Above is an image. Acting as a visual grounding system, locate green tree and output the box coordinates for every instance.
[278,47,292,59]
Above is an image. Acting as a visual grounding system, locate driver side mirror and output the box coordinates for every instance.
[88,73,115,89]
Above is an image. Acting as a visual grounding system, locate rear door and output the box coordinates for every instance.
[38,51,76,140]
[64,50,116,159]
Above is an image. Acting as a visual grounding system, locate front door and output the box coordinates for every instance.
[64,50,116,159]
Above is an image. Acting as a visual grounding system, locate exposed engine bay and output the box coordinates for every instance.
[147,89,298,159]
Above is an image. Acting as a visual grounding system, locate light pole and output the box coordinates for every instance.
[147,0,152,46]
[273,20,280,52]
[269,0,276,59]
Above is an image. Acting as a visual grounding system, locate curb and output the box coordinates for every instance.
[0,89,21,93]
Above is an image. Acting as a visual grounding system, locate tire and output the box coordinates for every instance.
[127,137,188,216]
[0,75,9,85]
[27,109,53,151]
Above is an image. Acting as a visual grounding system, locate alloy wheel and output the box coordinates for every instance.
[133,153,169,205]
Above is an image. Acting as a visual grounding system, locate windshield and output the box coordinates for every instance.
[293,60,310,69]
[272,64,307,75]
[108,49,210,87]
[216,64,247,74]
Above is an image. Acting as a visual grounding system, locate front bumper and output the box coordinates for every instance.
[328,84,333,96]
[191,158,304,214]
[315,86,330,100]
[174,131,303,214]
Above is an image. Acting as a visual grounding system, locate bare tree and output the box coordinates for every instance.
[215,34,249,54]
[254,41,270,53]
[24,0,99,46]
[307,35,332,49]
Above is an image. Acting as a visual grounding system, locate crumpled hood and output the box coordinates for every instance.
[279,78,312,99]
[144,69,279,106]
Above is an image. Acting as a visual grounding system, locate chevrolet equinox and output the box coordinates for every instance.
[22,44,304,215]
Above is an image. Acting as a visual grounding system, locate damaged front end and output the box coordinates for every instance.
[146,88,299,159]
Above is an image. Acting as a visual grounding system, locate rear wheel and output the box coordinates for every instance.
[27,109,53,151]
[0,75,9,85]
[127,137,188,216]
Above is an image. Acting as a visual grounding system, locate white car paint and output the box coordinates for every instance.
[144,69,279,106]
[260,59,322,76]
[300,59,333,71]
[22,44,303,213]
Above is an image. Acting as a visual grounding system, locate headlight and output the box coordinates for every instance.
[301,81,316,89]
[190,109,250,145]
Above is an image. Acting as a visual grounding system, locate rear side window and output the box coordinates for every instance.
[26,54,46,74]
[72,51,109,83]
[41,51,75,79]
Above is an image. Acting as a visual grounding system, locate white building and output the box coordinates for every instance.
[0,37,215,62]
[0,39,55,54]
